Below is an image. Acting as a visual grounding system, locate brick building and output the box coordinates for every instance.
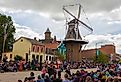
[81,44,116,61]
[39,28,60,61]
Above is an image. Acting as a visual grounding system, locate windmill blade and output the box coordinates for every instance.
[63,7,76,20]
[63,7,93,32]
[78,4,81,19]
[78,20,93,32]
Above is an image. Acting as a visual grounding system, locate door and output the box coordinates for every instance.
[40,55,42,62]
[26,53,28,62]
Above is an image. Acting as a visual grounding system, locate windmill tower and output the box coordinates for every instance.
[63,4,93,62]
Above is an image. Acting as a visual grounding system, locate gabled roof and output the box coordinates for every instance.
[15,37,44,46]
[45,42,59,49]
[24,37,44,45]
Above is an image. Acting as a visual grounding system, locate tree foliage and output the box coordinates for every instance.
[94,50,108,64]
[56,51,66,61]
[14,55,23,61]
[0,13,15,53]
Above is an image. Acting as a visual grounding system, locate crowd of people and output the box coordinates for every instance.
[1,55,121,82]
[0,55,42,72]
[16,60,121,82]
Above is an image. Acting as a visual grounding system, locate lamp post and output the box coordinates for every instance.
[54,50,56,61]
[95,43,98,60]
[110,42,115,63]
[95,42,103,60]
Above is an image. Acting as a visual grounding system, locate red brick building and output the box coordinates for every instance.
[39,28,60,61]
[81,44,116,61]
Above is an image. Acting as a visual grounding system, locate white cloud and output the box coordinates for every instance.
[0,0,121,21]
[13,23,44,40]
[0,0,121,55]
[84,34,121,54]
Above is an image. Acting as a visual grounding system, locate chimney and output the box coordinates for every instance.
[39,39,41,42]
[54,36,56,42]
[34,37,37,40]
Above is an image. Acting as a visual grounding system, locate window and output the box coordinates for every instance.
[21,39,23,42]
[70,32,71,34]
[41,48,43,52]
[46,56,48,60]
[32,46,35,52]
[46,48,48,53]
[26,53,28,61]
[10,54,12,58]
[37,47,39,52]
[32,54,35,60]
[49,56,51,61]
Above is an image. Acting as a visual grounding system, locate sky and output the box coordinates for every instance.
[0,0,121,54]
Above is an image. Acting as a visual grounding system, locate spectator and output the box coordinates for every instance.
[28,72,35,82]
[44,74,52,82]
[62,74,71,82]
[18,80,22,82]
[85,76,93,82]
[36,75,45,82]
[24,77,28,82]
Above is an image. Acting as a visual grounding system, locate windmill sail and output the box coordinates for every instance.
[63,5,93,37]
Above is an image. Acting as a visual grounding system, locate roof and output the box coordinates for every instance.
[45,42,59,49]
[15,37,44,46]
[45,28,51,33]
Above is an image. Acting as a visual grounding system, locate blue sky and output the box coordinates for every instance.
[0,0,121,54]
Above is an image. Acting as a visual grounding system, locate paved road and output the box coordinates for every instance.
[0,68,97,82]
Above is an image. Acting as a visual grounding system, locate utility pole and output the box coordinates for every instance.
[95,43,98,60]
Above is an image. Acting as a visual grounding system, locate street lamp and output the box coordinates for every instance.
[95,42,103,60]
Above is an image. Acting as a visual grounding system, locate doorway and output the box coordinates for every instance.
[26,53,28,62]
[40,55,42,62]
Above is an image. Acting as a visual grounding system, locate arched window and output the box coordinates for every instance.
[32,46,35,52]
[41,48,43,52]
[49,56,51,61]
[10,54,12,58]
[37,47,39,52]
[46,56,48,60]
[32,54,35,60]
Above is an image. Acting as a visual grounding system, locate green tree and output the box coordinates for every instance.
[56,51,66,61]
[94,50,108,64]
[0,13,15,60]
[14,55,23,61]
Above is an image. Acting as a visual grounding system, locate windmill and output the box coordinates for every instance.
[63,4,93,40]
[63,4,93,62]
